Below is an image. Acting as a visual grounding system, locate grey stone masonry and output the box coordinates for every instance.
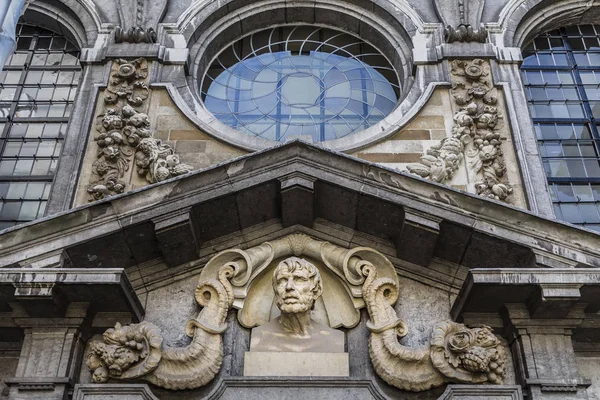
[5,0,600,398]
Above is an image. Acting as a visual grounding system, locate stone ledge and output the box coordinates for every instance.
[73,384,159,400]
[244,352,349,377]
[0,268,143,322]
[204,377,389,400]
[438,384,523,399]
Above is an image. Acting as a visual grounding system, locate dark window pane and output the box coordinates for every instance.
[556,184,576,201]
[566,159,586,177]
[573,184,594,201]
[560,203,582,223]
[580,204,600,223]
[0,202,20,220]
[18,201,39,220]
[24,183,45,199]
[7,183,26,199]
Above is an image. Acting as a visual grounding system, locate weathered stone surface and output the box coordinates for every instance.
[243,352,350,377]
[438,384,523,399]
[11,1,600,399]
[201,378,387,400]
[73,384,159,400]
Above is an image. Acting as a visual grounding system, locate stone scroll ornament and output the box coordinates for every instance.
[406,59,513,203]
[361,264,506,391]
[86,234,506,391]
[86,58,192,201]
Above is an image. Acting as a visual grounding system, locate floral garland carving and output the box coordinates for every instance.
[87,58,192,201]
[406,59,512,202]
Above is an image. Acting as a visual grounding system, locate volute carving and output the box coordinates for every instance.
[435,0,488,43]
[86,58,192,201]
[445,24,488,43]
[87,264,235,389]
[407,59,513,203]
[86,233,506,391]
[113,0,166,43]
[362,264,505,390]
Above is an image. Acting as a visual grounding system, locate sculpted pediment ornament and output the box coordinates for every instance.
[86,233,507,391]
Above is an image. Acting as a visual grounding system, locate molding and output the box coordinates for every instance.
[1,143,600,275]
[203,377,392,400]
[73,384,159,400]
[0,268,144,322]
[177,0,427,36]
[438,384,523,399]
[451,268,600,320]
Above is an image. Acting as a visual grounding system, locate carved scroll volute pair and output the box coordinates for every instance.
[361,264,506,391]
[87,264,235,390]
[86,234,506,391]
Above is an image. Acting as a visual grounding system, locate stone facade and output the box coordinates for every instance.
[1,0,600,400]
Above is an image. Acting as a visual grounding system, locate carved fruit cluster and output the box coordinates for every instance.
[87,323,150,383]
[446,325,506,384]
[87,58,192,201]
[406,59,512,203]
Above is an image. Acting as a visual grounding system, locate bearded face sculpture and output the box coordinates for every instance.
[272,257,322,315]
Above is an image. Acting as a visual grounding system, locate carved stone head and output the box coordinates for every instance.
[272,257,323,314]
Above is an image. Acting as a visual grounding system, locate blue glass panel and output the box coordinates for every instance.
[205,50,397,141]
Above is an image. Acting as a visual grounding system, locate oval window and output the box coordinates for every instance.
[201,26,400,142]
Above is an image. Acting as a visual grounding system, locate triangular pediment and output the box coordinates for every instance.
[0,140,598,276]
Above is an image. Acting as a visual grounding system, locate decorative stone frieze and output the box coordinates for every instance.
[115,27,156,44]
[407,59,513,203]
[445,24,488,43]
[113,0,164,43]
[86,234,506,391]
[86,58,192,201]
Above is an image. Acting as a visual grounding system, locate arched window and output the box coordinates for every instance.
[0,24,80,229]
[522,25,600,232]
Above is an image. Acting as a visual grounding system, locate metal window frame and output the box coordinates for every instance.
[0,24,80,227]
[522,25,600,230]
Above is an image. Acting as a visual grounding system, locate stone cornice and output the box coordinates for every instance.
[452,268,600,321]
[0,141,598,272]
[0,268,143,322]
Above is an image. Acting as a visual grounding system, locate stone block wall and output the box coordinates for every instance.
[352,90,454,182]
[0,350,19,399]
[352,83,527,209]
[146,90,247,173]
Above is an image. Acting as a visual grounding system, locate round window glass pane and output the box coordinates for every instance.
[202,26,400,142]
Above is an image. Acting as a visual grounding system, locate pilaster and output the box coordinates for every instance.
[503,303,590,399]
[6,303,90,400]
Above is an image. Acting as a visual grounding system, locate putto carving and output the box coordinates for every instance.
[87,234,506,391]
[87,58,192,201]
[361,265,507,391]
[407,59,513,203]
